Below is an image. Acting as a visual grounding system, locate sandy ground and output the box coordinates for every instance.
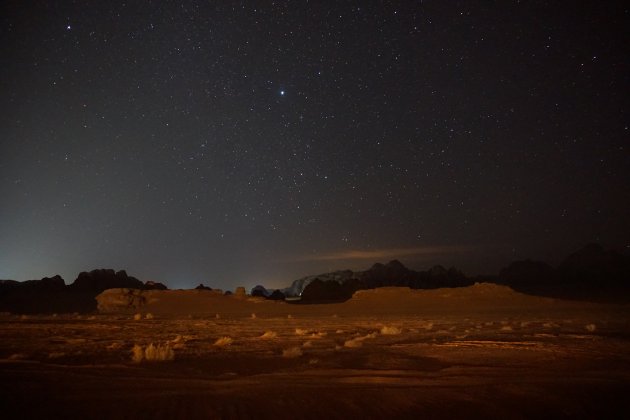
[1,285,629,419]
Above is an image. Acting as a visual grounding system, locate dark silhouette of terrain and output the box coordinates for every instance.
[295,244,629,303]
[1,244,628,312]
[0,269,167,314]
[297,260,473,303]
[498,243,630,303]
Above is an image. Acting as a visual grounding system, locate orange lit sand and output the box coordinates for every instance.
[1,284,629,418]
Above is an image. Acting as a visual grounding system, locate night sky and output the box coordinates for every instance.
[1,1,628,290]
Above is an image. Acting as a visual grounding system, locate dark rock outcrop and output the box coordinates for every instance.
[0,269,153,314]
[69,269,143,293]
[297,260,473,303]
[195,284,213,290]
[251,285,270,298]
[268,289,286,300]
[144,280,168,290]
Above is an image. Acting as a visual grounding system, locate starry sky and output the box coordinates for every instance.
[1,1,628,290]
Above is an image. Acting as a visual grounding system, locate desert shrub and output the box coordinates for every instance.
[380,326,402,335]
[145,313,154,320]
[295,328,308,336]
[133,313,142,321]
[282,346,303,358]
[144,343,175,361]
[259,331,277,339]
[131,343,174,362]
[214,336,233,347]
[343,338,363,348]
[585,323,597,332]
[131,344,144,363]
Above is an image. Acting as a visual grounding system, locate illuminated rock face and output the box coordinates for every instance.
[96,288,147,312]
[234,286,247,297]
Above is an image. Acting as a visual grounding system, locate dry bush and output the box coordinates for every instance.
[145,313,154,320]
[133,313,142,321]
[585,323,597,332]
[131,343,175,362]
[131,344,144,363]
[380,326,402,335]
[251,313,257,319]
[259,331,277,339]
[282,346,303,358]
[302,341,312,348]
[214,336,233,347]
[295,328,308,336]
[145,343,175,361]
[343,338,363,348]
[500,326,513,332]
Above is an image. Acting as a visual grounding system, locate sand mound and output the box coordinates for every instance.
[96,283,588,317]
[346,283,561,314]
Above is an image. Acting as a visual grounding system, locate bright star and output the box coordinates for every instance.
[66,25,71,30]
[280,90,285,96]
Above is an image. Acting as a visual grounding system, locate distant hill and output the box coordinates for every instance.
[289,260,474,303]
[0,269,167,314]
[286,244,630,304]
[2,244,627,313]
[498,244,630,303]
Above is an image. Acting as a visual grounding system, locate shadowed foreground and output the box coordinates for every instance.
[1,286,629,419]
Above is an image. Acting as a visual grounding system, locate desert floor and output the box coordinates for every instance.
[1,286,630,419]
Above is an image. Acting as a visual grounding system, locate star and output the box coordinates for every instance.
[280,90,285,96]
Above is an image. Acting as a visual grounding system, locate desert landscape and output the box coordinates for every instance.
[3,2,628,417]
[2,283,629,419]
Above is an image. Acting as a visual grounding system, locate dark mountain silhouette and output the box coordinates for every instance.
[144,280,168,290]
[297,260,474,303]
[195,283,213,290]
[0,269,167,314]
[251,285,270,297]
[295,245,629,303]
[268,289,286,300]
[1,244,626,312]
[498,260,556,295]
[70,269,143,292]
[497,244,630,302]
